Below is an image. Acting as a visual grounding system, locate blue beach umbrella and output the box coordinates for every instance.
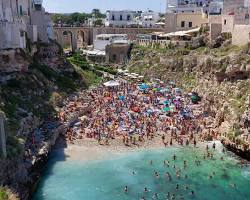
[119,95,125,101]
[139,83,149,90]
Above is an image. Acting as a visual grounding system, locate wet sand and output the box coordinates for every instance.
[62,134,207,162]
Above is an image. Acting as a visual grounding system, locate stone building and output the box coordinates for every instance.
[105,42,131,64]
[0,0,27,50]
[0,0,54,50]
[208,0,250,46]
[165,0,210,32]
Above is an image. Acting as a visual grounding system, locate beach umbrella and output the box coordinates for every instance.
[147,109,153,113]
[163,107,170,112]
[132,107,140,113]
[164,100,169,105]
[119,95,125,101]
[139,83,149,90]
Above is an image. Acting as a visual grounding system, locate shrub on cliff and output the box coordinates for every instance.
[0,187,19,200]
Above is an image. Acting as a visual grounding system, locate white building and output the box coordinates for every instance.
[0,0,29,50]
[105,10,138,27]
[0,0,54,50]
[166,0,210,13]
[83,34,129,63]
[209,1,223,15]
[94,34,128,50]
[141,11,160,28]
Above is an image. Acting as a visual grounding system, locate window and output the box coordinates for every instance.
[120,15,123,21]
[188,22,192,27]
[181,21,185,27]
[245,13,249,19]
[19,5,23,16]
[112,15,115,20]
[224,19,227,25]
[127,15,131,21]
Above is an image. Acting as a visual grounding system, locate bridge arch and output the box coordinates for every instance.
[77,30,87,49]
[62,30,74,52]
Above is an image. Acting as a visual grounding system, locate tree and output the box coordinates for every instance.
[92,9,106,18]
[94,19,103,27]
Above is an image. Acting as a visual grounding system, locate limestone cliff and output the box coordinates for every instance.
[0,42,87,200]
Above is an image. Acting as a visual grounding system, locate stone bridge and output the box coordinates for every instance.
[53,27,164,52]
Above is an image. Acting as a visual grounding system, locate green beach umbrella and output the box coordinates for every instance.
[163,107,170,112]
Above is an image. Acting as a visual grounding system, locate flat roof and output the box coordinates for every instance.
[96,34,127,37]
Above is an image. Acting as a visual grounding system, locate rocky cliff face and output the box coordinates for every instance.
[128,44,250,155]
[0,42,87,200]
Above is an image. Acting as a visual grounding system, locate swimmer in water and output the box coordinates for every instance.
[171,194,176,200]
[124,186,128,193]
[154,171,160,178]
[132,171,136,175]
[153,193,158,199]
[183,160,187,168]
[191,190,195,196]
[140,197,146,200]
[176,184,179,190]
[144,187,149,192]
[149,160,153,165]
[230,183,237,189]
[173,154,177,160]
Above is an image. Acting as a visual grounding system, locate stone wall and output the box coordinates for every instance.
[105,43,131,64]
[221,15,235,33]
[232,24,250,46]
[165,12,208,33]
[210,23,222,41]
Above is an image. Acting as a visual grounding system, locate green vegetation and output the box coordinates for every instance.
[52,9,106,26]
[0,187,18,200]
[67,53,118,86]
[0,57,88,158]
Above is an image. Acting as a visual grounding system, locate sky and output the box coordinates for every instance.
[43,0,166,13]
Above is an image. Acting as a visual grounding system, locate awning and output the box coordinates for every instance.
[103,80,120,87]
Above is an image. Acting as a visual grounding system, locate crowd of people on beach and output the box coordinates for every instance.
[61,79,219,147]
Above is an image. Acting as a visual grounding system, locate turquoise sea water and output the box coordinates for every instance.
[33,144,250,200]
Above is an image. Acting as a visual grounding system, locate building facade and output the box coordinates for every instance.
[0,0,54,50]
[141,11,160,28]
[0,0,28,50]
[165,0,211,32]
[105,10,138,27]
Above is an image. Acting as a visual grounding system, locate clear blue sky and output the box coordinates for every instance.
[43,0,166,13]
